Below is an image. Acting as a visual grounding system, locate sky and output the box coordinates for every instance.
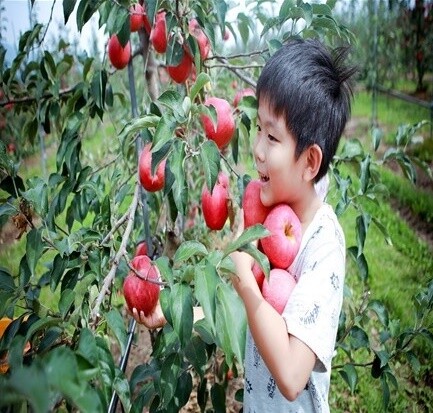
[2,0,105,61]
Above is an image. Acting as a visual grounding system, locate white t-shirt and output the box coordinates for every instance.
[243,203,346,413]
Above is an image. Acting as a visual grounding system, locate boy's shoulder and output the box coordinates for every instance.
[302,203,345,252]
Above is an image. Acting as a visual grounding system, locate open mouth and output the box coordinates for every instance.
[258,172,269,182]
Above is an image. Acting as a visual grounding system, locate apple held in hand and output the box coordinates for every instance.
[261,204,302,269]
[201,97,235,149]
[138,143,166,192]
[262,268,297,314]
[123,255,160,316]
[201,172,230,231]
[242,179,272,228]
[108,34,131,70]
[252,261,265,290]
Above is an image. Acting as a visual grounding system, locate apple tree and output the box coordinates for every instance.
[0,0,432,412]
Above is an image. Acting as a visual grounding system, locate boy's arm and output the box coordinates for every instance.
[231,250,316,402]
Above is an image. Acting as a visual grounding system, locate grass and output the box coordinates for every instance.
[352,89,432,143]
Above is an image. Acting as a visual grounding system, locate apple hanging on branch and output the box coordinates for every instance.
[123,255,161,317]
[108,34,131,70]
[129,3,151,34]
[138,143,166,192]
[150,10,167,53]
[200,97,235,149]
[201,172,230,231]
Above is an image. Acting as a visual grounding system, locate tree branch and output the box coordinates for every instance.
[91,180,141,324]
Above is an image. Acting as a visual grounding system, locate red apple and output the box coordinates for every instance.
[201,172,229,230]
[252,261,265,290]
[130,3,143,32]
[108,34,131,70]
[135,241,148,257]
[242,179,272,228]
[167,48,194,83]
[188,18,211,60]
[138,143,166,192]
[233,88,255,107]
[201,97,235,149]
[123,255,160,316]
[150,11,167,53]
[261,204,302,269]
[262,268,297,314]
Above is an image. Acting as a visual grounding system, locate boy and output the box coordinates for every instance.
[230,38,355,412]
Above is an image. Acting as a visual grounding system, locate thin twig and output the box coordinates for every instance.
[123,252,167,287]
[91,180,141,323]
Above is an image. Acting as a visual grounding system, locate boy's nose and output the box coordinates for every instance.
[253,135,264,164]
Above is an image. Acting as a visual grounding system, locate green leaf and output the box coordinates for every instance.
[359,154,371,194]
[349,326,369,350]
[190,72,211,102]
[355,213,371,256]
[200,140,221,192]
[339,364,358,393]
[173,240,208,263]
[215,282,246,366]
[106,309,128,356]
[371,127,383,152]
[152,117,176,153]
[118,114,160,142]
[76,328,99,366]
[113,374,132,412]
[184,335,207,378]
[367,300,389,327]
[159,353,182,408]
[0,363,49,413]
[26,228,44,276]
[338,138,364,160]
[194,263,220,337]
[0,268,15,292]
[58,288,75,318]
[63,0,77,24]
[169,283,193,348]
[210,382,226,413]
[223,224,270,257]
[405,350,421,375]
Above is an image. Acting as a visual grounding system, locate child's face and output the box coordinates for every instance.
[253,99,307,208]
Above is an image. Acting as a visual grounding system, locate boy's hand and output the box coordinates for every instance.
[128,301,167,329]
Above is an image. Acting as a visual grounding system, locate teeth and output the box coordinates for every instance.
[259,173,269,182]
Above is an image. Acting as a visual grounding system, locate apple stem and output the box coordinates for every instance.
[128,261,166,286]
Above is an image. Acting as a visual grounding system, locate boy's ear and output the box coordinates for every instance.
[303,144,322,182]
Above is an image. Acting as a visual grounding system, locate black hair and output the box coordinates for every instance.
[256,38,356,182]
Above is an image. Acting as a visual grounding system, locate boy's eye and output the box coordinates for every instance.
[268,134,277,142]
